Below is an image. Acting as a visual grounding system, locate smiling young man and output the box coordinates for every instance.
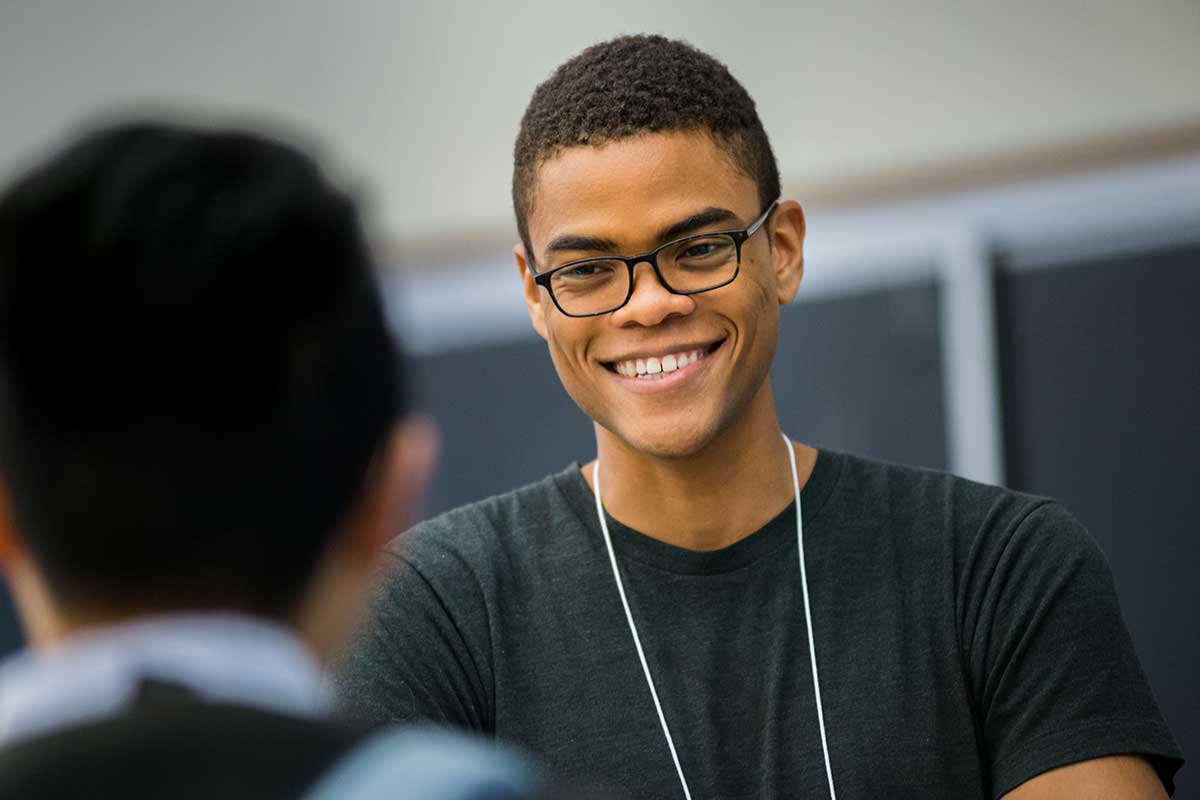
[336,35,1183,798]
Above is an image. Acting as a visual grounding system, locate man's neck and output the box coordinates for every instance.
[586,387,817,551]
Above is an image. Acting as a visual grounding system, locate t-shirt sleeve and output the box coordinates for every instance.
[332,531,494,733]
[961,500,1184,797]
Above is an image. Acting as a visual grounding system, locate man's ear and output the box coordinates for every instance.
[769,200,806,305]
[515,242,549,342]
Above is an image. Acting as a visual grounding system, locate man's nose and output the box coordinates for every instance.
[611,259,694,327]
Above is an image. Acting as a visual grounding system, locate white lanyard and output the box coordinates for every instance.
[592,432,836,799]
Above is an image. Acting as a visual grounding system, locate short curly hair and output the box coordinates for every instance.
[512,34,780,257]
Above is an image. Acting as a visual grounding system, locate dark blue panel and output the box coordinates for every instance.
[775,280,946,470]
[413,337,595,517]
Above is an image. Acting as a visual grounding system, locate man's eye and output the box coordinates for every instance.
[682,243,718,259]
[562,263,611,279]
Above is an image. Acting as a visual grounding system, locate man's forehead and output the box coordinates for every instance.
[526,132,758,253]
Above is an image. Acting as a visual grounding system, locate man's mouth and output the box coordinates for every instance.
[603,339,725,381]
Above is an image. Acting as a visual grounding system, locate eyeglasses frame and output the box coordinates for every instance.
[530,199,781,318]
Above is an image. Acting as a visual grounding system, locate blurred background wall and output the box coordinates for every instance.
[2,1,1197,792]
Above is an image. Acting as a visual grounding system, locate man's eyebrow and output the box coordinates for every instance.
[542,207,741,260]
[656,207,740,244]
[544,234,621,256]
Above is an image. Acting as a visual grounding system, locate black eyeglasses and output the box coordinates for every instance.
[530,199,779,317]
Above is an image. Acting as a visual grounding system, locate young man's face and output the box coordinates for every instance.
[517,130,804,459]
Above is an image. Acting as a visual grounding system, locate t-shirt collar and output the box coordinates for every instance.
[554,448,844,575]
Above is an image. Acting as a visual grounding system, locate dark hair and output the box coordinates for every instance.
[0,122,406,618]
[512,34,780,256]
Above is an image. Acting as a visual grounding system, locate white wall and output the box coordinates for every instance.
[3,0,1199,248]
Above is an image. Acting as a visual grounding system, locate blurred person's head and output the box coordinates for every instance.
[0,122,436,658]
[512,35,805,459]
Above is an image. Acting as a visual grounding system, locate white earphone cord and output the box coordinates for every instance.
[783,434,837,800]
[594,461,694,800]
[593,432,836,800]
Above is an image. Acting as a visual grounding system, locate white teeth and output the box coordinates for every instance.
[614,348,709,379]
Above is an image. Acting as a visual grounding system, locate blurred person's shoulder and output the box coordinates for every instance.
[303,725,551,800]
[0,700,555,800]
[0,697,372,800]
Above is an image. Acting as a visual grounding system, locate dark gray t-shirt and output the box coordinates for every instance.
[335,450,1183,798]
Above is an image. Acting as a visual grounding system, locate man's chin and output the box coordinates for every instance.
[607,421,718,461]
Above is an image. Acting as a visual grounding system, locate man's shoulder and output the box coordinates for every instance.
[418,465,581,529]
[394,464,591,565]
[820,449,1078,548]
[825,448,1045,504]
